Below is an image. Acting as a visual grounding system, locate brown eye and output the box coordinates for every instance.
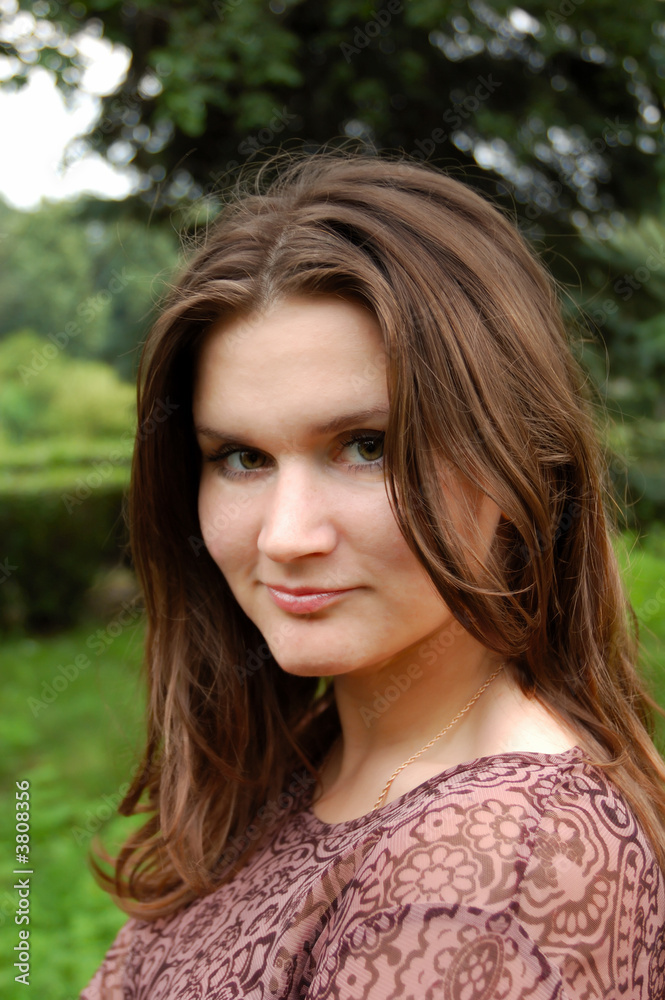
[339,432,385,471]
[357,436,384,461]
[205,445,270,480]
[236,450,265,471]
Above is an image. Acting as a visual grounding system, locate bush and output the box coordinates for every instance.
[0,330,136,632]
[0,476,130,633]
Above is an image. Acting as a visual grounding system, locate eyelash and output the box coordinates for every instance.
[204,431,385,481]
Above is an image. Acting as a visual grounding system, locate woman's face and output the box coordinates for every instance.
[193,294,501,681]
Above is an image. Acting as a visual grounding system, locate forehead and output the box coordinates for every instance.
[192,295,389,427]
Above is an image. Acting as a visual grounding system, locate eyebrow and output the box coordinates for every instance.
[194,406,390,441]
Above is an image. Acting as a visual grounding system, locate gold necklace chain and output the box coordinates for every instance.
[318,661,507,813]
[371,661,507,810]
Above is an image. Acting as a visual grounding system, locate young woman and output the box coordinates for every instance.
[80,149,665,999]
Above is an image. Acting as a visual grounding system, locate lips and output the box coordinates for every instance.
[265,584,353,614]
[265,584,349,596]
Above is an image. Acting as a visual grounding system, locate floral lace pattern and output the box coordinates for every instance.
[79,747,665,1000]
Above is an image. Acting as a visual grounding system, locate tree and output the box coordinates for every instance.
[2,0,664,519]
[0,197,179,380]
[2,0,664,234]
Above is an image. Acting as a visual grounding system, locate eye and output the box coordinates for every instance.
[338,432,385,471]
[204,444,267,479]
[202,430,386,480]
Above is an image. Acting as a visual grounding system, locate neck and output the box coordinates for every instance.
[320,631,507,790]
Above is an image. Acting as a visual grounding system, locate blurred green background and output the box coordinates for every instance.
[1,1,665,997]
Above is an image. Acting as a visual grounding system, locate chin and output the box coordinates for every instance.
[271,653,343,678]
[269,635,359,673]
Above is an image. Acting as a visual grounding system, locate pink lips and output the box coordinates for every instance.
[266,585,353,613]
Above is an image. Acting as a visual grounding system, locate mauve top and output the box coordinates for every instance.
[79,746,665,999]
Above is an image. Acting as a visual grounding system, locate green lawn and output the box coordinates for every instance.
[0,619,145,1000]
[615,524,665,747]
[0,526,664,999]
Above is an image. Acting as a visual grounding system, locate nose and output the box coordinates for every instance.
[257,460,338,562]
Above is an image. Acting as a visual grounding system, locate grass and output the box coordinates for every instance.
[0,618,145,1000]
[0,526,663,999]
[614,523,665,747]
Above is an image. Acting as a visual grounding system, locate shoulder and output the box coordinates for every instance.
[365,749,664,899]
[333,749,665,999]
[79,906,204,1000]
[324,750,588,916]
[79,917,145,1000]
[407,745,661,852]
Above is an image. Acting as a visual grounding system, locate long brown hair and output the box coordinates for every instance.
[90,146,665,919]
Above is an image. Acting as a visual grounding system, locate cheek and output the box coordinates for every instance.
[359,497,431,589]
[367,488,418,563]
[367,495,450,608]
[197,479,255,570]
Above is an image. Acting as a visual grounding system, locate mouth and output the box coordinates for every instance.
[265,585,353,614]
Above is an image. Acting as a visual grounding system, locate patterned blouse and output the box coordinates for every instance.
[79,746,665,999]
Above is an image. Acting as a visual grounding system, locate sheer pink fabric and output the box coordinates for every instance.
[79,747,665,999]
